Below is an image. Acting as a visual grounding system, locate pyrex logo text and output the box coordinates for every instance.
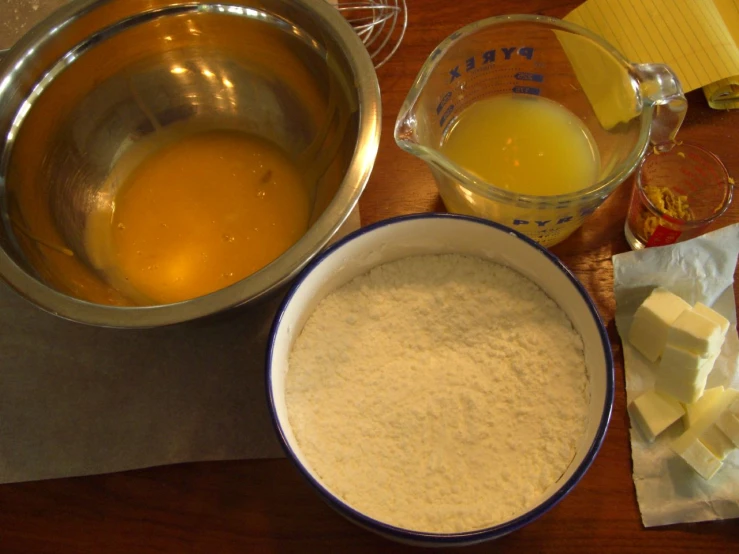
[449,47,535,82]
[511,205,597,229]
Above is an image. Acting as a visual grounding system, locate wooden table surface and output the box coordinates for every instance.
[2,0,739,552]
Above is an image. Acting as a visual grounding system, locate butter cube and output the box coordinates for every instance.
[673,438,723,480]
[716,411,739,447]
[727,396,739,416]
[715,395,739,447]
[699,425,735,460]
[628,390,684,442]
[693,302,730,336]
[659,342,712,371]
[683,386,725,427]
[673,389,739,455]
[654,353,718,404]
[655,371,708,405]
[629,288,691,362]
[666,308,724,357]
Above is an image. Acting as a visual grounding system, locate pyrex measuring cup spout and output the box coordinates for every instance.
[633,63,687,152]
[394,111,417,148]
[394,103,442,168]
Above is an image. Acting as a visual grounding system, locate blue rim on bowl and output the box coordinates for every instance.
[266,213,614,545]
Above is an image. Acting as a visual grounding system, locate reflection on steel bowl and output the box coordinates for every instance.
[0,0,380,327]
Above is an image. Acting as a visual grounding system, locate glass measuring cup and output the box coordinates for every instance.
[395,15,687,247]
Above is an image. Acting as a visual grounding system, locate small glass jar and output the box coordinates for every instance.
[625,143,733,250]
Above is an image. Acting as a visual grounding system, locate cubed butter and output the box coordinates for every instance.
[628,288,691,362]
[683,386,725,427]
[672,388,739,457]
[659,342,712,371]
[666,308,724,357]
[714,394,739,447]
[716,411,739,447]
[699,425,735,460]
[693,302,730,336]
[654,353,718,404]
[628,390,684,442]
[672,438,723,480]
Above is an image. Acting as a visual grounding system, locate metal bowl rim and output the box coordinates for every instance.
[0,0,381,328]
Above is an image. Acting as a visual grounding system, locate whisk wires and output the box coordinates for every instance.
[335,0,408,68]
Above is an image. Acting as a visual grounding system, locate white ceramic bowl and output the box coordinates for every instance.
[267,214,613,546]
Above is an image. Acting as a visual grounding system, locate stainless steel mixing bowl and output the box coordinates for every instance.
[0,0,380,327]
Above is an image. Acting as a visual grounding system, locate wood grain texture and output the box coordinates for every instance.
[2,0,739,552]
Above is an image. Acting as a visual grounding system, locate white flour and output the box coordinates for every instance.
[286,254,590,533]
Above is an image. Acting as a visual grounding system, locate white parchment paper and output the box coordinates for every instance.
[613,224,739,527]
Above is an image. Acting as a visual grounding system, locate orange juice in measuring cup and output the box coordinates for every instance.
[395,14,687,246]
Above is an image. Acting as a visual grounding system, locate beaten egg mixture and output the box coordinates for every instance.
[86,129,311,304]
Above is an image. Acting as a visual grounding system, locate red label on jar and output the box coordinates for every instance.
[646,225,682,247]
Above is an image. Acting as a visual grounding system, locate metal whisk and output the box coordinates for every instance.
[334,0,408,68]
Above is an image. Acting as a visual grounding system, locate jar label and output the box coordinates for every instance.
[646,225,682,247]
